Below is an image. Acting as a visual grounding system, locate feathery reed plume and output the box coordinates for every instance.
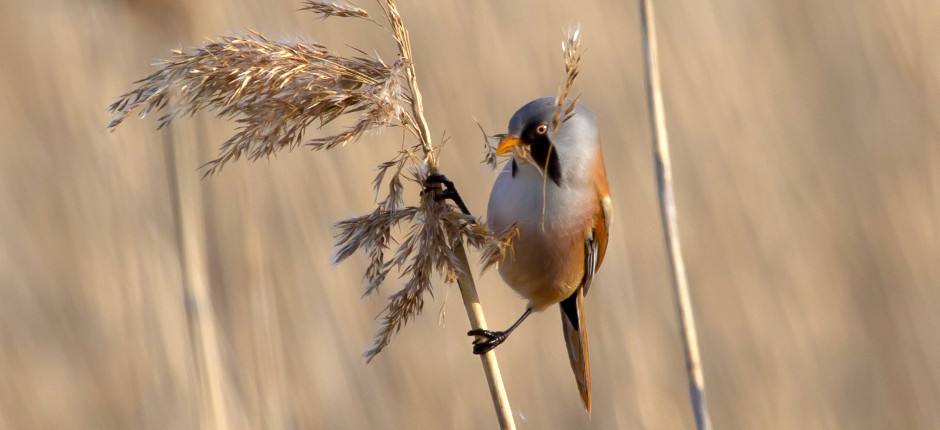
[550,25,582,133]
[300,0,370,20]
[108,31,410,176]
[476,120,503,170]
[355,189,471,360]
[477,223,520,273]
[637,1,713,429]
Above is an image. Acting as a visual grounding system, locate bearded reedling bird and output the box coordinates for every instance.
[431,97,611,412]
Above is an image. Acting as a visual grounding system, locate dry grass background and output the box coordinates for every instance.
[1,0,938,429]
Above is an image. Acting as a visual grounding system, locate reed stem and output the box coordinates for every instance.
[637,1,714,429]
[381,2,516,428]
[453,244,517,430]
[162,127,234,430]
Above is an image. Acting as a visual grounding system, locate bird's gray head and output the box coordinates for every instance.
[498,97,599,186]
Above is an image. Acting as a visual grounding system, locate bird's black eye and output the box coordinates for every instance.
[535,124,548,135]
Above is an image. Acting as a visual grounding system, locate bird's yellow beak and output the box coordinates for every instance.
[495,135,522,156]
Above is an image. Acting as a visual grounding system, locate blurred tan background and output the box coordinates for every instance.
[1,0,938,429]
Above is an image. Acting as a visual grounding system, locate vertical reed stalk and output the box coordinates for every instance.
[380,4,515,428]
[453,244,516,430]
[637,1,714,429]
[161,127,234,430]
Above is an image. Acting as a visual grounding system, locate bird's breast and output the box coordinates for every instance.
[486,162,594,309]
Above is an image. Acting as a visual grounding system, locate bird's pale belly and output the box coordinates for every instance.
[497,223,586,310]
[487,160,596,310]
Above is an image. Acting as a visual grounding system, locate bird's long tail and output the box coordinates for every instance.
[560,286,591,413]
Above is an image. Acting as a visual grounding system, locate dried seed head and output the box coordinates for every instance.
[551,25,583,133]
[476,120,505,170]
[300,0,370,20]
[107,32,412,176]
[361,187,473,361]
[334,206,419,296]
[478,223,520,273]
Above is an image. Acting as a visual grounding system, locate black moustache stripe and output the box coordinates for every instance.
[528,136,562,186]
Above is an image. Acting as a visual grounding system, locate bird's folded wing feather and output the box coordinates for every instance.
[585,192,611,296]
[561,284,591,413]
[561,142,612,413]
[591,143,612,279]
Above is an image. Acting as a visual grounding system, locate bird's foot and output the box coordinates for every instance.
[467,328,508,355]
[423,173,472,216]
[423,173,454,190]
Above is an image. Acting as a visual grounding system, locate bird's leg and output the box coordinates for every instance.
[424,173,472,216]
[467,308,533,355]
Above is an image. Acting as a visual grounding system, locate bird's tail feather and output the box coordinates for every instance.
[560,287,591,413]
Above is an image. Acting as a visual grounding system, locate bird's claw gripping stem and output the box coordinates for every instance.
[467,328,508,355]
[424,173,472,216]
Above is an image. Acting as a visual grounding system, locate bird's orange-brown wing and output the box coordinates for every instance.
[560,143,612,414]
[592,144,611,272]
